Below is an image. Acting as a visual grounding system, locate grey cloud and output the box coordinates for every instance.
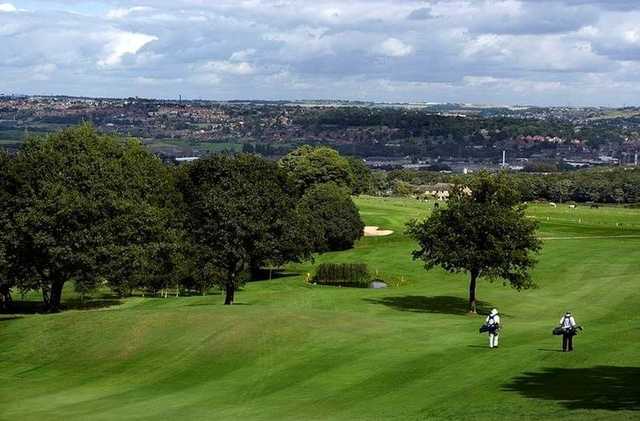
[465,2,599,35]
[407,7,432,20]
[2,0,640,105]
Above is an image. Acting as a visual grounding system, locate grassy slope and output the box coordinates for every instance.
[1,198,639,420]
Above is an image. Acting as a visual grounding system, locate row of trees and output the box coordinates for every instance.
[382,167,640,204]
[0,125,365,311]
[512,169,640,204]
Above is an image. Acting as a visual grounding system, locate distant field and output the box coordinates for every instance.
[1,197,639,420]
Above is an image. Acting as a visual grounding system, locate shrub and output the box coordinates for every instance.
[313,263,370,288]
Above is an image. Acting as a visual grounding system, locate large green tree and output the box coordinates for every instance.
[180,154,313,305]
[2,125,179,311]
[407,172,541,313]
[0,150,12,310]
[279,146,355,193]
[297,182,364,252]
[346,157,374,195]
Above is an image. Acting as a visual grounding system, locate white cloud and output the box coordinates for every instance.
[106,7,151,20]
[135,76,184,85]
[97,31,158,67]
[230,49,256,62]
[378,38,414,57]
[0,3,16,13]
[200,60,256,75]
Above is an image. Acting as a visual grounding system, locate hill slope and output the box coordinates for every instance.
[1,198,639,420]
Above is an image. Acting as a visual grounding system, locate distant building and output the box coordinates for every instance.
[174,157,200,163]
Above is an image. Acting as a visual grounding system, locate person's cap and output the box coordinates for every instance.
[565,311,571,315]
[491,308,498,315]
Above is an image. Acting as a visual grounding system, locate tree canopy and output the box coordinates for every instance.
[1,124,179,311]
[407,171,541,313]
[298,182,364,252]
[279,146,355,193]
[180,154,314,305]
[0,151,11,310]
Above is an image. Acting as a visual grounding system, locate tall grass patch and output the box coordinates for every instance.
[312,263,370,288]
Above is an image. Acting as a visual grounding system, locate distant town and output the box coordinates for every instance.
[2,94,640,172]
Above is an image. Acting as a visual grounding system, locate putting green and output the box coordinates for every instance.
[1,198,639,420]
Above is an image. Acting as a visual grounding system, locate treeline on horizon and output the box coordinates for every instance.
[231,106,628,159]
[0,125,367,312]
[384,167,640,204]
[295,107,627,149]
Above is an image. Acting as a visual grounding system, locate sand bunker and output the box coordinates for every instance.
[364,226,394,237]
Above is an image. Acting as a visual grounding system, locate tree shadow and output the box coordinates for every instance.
[0,316,22,322]
[363,295,493,315]
[503,366,640,411]
[247,270,299,283]
[3,298,123,314]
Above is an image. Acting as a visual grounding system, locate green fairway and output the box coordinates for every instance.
[1,198,639,420]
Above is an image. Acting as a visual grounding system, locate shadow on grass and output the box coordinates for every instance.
[247,270,299,283]
[3,298,123,314]
[187,302,249,307]
[0,316,23,322]
[364,295,493,315]
[503,366,640,411]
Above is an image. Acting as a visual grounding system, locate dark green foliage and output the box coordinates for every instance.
[279,146,355,194]
[1,124,180,311]
[373,167,640,205]
[279,146,374,196]
[0,151,13,310]
[297,183,364,252]
[346,157,374,195]
[313,263,370,288]
[180,154,313,304]
[407,171,542,313]
[513,168,640,204]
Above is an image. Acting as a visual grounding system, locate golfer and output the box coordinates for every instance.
[486,308,501,349]
[559,311,578,352]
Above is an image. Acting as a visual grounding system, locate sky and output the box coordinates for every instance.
[3,0,640,106]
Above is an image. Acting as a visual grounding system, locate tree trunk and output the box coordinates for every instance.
[48,281,64,313]
[468,269,479,314]
[224,282,235,305]
[42,286,50,307]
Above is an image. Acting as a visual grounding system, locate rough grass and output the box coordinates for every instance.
[1,198,639,420]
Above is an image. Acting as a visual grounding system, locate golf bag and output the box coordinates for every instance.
[479,323,499,334]
[552,325,583,336]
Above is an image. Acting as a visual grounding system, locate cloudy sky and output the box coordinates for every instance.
[2,0,640,105]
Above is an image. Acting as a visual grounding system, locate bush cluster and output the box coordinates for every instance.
[313,263,370,288]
